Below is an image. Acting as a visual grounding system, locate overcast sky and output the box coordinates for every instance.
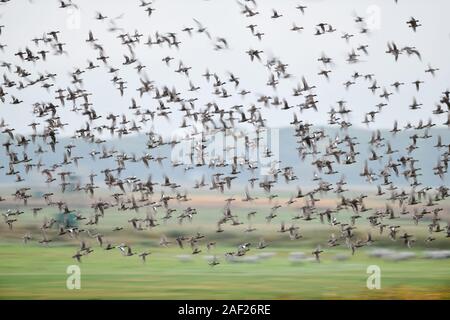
[0,0,449,137]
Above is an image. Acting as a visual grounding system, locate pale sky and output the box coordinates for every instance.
[0,0,449,137]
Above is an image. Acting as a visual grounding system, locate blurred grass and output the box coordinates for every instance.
[1,192,449,299]
[0,244,449,299]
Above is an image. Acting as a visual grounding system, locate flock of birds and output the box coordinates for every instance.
[0,0,449,266]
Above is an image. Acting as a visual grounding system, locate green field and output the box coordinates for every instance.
[1,244,449,299]
[1,192,449,300]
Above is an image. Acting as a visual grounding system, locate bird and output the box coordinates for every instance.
[118,244,134,256]
[312,246,323,262]
[138,251,151,263]
[406,17,421,32]
[208,255,220,266]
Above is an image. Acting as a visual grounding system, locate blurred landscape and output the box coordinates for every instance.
[1,183,449,299]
